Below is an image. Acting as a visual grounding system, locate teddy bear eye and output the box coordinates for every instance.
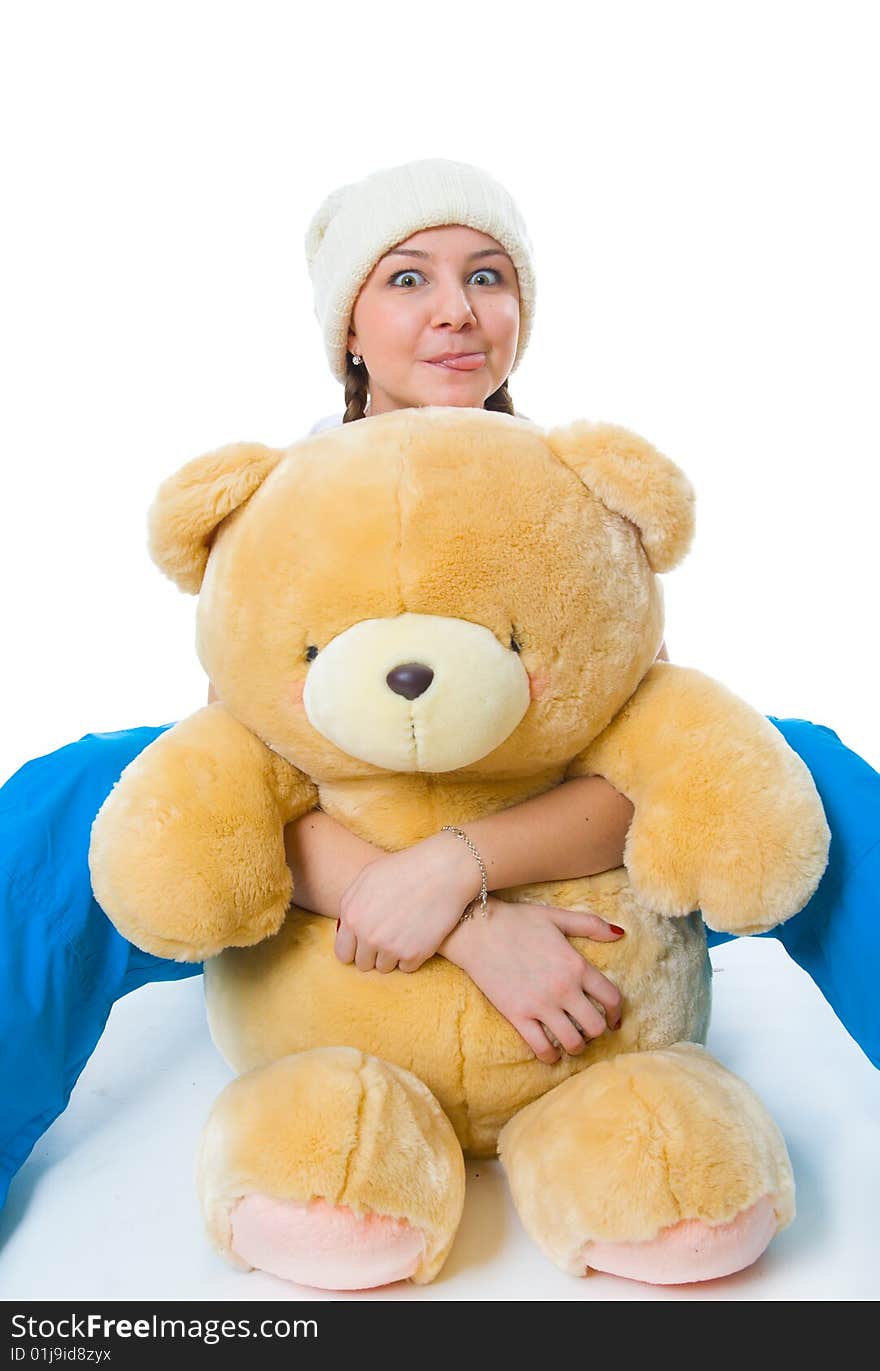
[305,645,319,662]
[509,628,522,653]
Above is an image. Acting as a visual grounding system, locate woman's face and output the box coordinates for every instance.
[346,225,520,415]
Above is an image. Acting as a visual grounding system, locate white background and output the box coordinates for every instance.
[1,0,878,1304]
[1,0,878,781]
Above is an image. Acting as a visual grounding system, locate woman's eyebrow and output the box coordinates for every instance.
[381,248,509,261]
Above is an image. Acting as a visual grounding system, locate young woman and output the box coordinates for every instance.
[1,157,876,1216]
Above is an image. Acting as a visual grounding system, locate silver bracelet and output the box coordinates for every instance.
[440,825,489,921]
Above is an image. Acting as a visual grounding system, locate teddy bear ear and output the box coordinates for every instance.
[544,419,696,573]
[147,441,286,593]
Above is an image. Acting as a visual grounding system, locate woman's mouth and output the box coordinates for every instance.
[424,353,486,372]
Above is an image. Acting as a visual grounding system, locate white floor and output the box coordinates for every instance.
[2,937,878,1302]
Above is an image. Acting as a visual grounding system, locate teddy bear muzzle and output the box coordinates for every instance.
[302,611,531,772]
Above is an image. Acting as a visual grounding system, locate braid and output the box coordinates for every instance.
[482,378,515,415]
[342,354,516,421]
[342,353,370,422]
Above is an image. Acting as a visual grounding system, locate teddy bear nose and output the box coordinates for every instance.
[385,663,435,700]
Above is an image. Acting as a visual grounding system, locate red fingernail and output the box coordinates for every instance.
[609,924,626,935]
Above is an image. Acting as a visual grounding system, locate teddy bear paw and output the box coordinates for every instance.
[197,1047,466,1288]
[498,1043,795,1286]
[625,796,829,934]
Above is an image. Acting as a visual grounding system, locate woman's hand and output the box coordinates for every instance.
[439,895,625,1065]
[334,830,486,973]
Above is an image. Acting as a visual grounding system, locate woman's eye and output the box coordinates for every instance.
[305,645,319,662]
[390,270,424,288]
[389,268,502,288]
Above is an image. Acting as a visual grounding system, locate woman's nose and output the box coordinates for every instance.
[431,290,477,329]
[386,663,435,700]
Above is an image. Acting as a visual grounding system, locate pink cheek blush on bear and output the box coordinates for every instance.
[528,673,550,702]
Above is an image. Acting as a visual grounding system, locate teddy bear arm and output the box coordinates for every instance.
[88,704,318,962]
[566,664,830,933]
[566,665,735,797]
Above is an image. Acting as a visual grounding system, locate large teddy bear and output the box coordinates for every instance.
[89,406,830,1290]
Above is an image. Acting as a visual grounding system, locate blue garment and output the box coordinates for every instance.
[705,717,880,1072]
[0,722,196,1212]
[0,715,877,1212]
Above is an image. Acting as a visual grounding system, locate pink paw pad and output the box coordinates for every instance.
[230,1193,426,1290]
[580,1194,777,1285]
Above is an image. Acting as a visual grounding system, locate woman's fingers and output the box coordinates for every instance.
[334,921,416,975]
[334,921,357,964]
[540,1011,593,1055]
[540,990,616,1060]
[581,964,624,1028]
[518,1021,562,1065]
[527,995,619,1064]
[354,938,379,972]
[573,992,616,1036]
[551,908,626,941]
[334,919,380,972]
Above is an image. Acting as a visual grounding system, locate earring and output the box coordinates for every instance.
[351,353,361,365]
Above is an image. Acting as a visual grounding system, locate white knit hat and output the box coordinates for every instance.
[304,157,537,385]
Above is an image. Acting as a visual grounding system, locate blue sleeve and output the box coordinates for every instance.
[706,716,880,1070]
[0,723,203,1209]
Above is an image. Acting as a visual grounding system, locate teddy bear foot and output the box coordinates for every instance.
[229,1192,426,1290]
[196,1046,466,1289]
[498,1041,795,1286]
